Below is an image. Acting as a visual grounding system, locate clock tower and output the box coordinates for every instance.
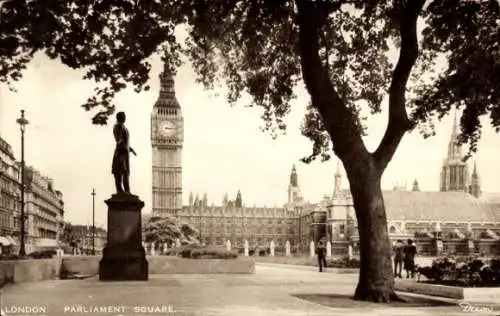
[151,65,183,216]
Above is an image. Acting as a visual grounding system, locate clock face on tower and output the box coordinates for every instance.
[159,120,176,137]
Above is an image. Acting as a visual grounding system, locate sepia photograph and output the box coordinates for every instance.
[0,0,499,315]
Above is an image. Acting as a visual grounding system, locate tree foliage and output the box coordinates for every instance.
[61,221,77,245]
[1,0,498,158]
[2,0,499,303]
[410,0,500,156]
[142,214,199,246]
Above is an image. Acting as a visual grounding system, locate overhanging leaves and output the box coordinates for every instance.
[0,0,499,159]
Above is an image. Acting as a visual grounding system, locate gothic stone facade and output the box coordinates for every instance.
[150,69,500,256]
[176,166,311,252]
[151,66,183,216]
[150,68,316,252]
[327,114,500,257]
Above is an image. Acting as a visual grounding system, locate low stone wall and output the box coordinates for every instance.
[395,280,500,303]
[148,256,255,274]
[0,256,254,284]
[0,258,62,286]
[60,255,100,278]
[60,255,254,275]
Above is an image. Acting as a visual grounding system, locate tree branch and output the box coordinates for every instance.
[0,0,13,22]
[373,0,425,171]
[320,29,330,78]
[295,0,368,162]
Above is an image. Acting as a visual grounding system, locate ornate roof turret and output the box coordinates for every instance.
[412,179,420,192]
[203,192,208,207]
[154,63,180,109]
[235,190,242,208]
[290,165,298,187]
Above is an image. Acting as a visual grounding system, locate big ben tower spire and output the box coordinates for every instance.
[151,64,184,216]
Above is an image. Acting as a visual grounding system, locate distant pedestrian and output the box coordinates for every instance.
[404,239,417,278]
[393,239,404,278]
[316,239,327,272]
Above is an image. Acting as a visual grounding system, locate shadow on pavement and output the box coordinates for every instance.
[292,293,457,309]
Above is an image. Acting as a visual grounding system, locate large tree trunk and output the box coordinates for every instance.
[345,157,400,303]
[294,0,424,303]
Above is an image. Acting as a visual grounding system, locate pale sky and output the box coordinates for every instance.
[1,50,500,228]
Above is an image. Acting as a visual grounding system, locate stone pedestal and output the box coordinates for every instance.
[99,194,148,281]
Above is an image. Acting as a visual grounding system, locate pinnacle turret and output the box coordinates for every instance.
[290,165,298,187]
[235,190,242,207]
[155,63,180,109]
[412,179,420,192]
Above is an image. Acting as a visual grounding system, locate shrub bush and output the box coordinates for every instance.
[27,250,56,259]
[326,256,360,268]
[417,256,500,287]
[0,254,25,261]
[0,252,58,261]
[164,243,202,256]
[165,245,238,259]
[189,247,238,259]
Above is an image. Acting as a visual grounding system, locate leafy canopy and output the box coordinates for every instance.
[0,0,499,159]
[142,214,199,245]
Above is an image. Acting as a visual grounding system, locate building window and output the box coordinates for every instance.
[389,226,396,234]
[339,224,345,235]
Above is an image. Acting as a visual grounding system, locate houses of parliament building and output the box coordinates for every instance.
[150,65,314,252]
[151,65,500,256]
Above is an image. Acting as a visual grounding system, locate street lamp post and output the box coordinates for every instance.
[199,206,202,244]
[16,110,29,257]
[91,188,96,255]
[297,207,302,255]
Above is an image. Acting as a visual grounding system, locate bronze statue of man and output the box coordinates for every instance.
[112,111,137,194]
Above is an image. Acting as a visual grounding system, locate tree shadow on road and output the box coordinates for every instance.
[292,293,457,308]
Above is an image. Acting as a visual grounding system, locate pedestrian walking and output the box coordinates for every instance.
[316,239,327,272]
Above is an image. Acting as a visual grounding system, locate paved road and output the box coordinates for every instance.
[0,263,496,316]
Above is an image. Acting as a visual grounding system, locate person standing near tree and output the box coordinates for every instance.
[393,239,404,278]
[404,239,417,279]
